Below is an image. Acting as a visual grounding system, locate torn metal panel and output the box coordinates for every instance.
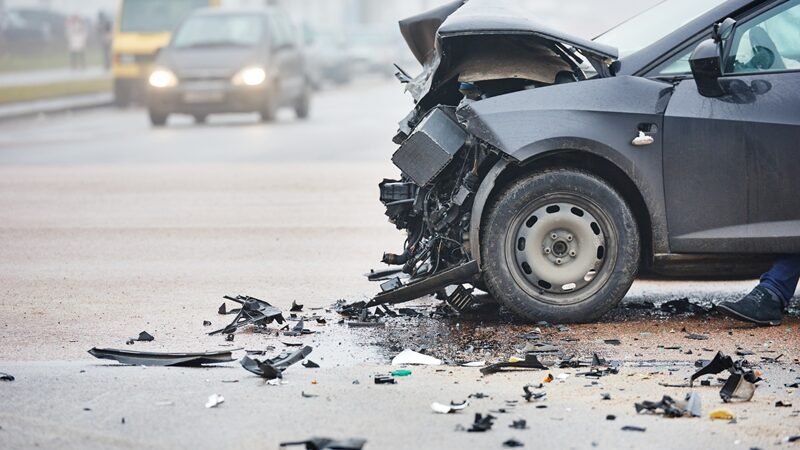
[240,346,312,380]
[367,261,479,307]
[87,348,235,366]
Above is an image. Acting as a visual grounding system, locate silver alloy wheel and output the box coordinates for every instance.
[508,195,614,305]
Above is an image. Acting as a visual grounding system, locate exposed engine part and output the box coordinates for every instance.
[444,285,476,312]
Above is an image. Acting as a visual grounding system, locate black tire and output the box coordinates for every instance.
[294,84,311,120]
[193,114,208,124]
[148,109,168,127]
[481,169,640,323]
[113,79,132,107]
[259,85,278,123]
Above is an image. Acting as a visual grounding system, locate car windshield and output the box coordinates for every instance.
[594,0,727,57]
[172,14,263,48]
[120,0,208,33]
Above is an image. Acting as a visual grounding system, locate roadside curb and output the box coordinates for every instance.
[0,92,113,122]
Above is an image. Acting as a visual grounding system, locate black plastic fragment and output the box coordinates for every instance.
[285,319,314,337]
[240,346,312,380]
[690,351,761,402]
[210,295,285,336]
[481,354,547,375]
[88,348,234,366]
[302,360,320,368]
[290,301,304,312]
[374,375,396,384]
[465,413,496,432]
[0,372,14,381]
[622,426,646,432]
[775,401,792,407]
[503,438,524,447]
[685,333,709,340]
[522,385,546,402]
[660,298,710,315]
[509,419,528,429]
[279,437,367,450]
[203,320,212,326]
[604,339,621,346]
[126,331,155,345]
[635,395,684,418]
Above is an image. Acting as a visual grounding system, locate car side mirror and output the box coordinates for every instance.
[690,38,726,97]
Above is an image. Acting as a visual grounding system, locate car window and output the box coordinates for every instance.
[725,0,800,74]
[173,14,263,48]
[653,46,696,76]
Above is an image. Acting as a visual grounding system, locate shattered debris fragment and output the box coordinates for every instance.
[621,426,646,432]
[502,438,524,448]
[279,437,367,450]
[392,349,442,366]
[210,295,285,336]
[481,354,547,375]
[240,346,312,380]
[302,360,320,369]
[635,396,687,418]
[126,331,154,345]
[301,391,318,398]
[709,409,735,420]
[509,419,528,429]
[660,298,710,315]
[290,301,304,312]
[603,339,621,346]
[374,375,397,385]
[391,370,412,377]
[284,319,314,337]
[205,394,224,409]
[88,348,234,366]
[522,385,546,402]
[465,413,496,432]
[775,401,793,408]
[0,372,14,381]
[203,321,212,326]
[431,400,469,414]
[690,351,761,402]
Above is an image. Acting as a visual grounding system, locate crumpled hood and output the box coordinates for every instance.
[158,46,261,78]
[399,0,619,105]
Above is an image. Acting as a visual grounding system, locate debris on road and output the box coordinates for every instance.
[502,438,524,447]
[240,346,312,380]
[463,413,496,432]
[87,348,235,366]
[302,360,320,369]
[205,394,224,409]
[0,372,14,381]
[391,370,412,377]
[621,426,646,432]
[431,400,469,414]
[392,349,442,366]
[279,437,367,450]
[522,385,546,402]
[604,339,621,346]
[775,401,792,407]
[690,351,761,402]
[126,331,155,345]
[480,354,547,375]
[660,298,711,315]
[284,319,313,337]
[374,375,397,385]
[634,393,702,418]
[290,301,304,312]
[709,409,735,420]
[210,295,285,336]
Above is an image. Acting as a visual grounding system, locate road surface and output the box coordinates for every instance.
[0,81,798,450]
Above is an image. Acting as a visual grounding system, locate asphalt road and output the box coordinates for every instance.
[0,81,798,450]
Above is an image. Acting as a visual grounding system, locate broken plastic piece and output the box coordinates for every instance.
[431,400,469,414]
[635,395,686,418]
[290,301,304,312]
[503,438,524,448]
[210,295,285,336]
[509,419,528,429]
[690,351,761,402]
[279,437,367,450]
[775,401,792,407]
[0,372,14,381]
[480,354,547,375]
[126,331,155,345]
[392,349,442,366]
[603,339,621,346]
[543,373,554,383]
[374,375,396,384]
[522,385,546,402]
[240,346,312,380]
[205,394,224,409]
[302,360,320,369]
[284,319,314,337]
[621,426,646,432]
[709,409,735,420]
[461,361,486,367]
[391,370,412,377]
[465,413,496,432]
[88,348,234,367]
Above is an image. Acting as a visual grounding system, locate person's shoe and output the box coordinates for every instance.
[717,286,783,326]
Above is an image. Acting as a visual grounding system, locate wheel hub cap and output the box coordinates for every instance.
[514,202,606,294]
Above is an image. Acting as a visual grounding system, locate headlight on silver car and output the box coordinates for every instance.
[232,66,267,86]
[148,68,178,88]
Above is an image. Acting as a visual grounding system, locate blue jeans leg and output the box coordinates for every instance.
[759,255,800,308]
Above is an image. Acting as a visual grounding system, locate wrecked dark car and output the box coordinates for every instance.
[376,0,800,323]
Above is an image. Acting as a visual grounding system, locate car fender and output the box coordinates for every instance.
[462,76,675,265]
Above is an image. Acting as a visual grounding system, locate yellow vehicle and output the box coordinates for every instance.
[112,0,220,106]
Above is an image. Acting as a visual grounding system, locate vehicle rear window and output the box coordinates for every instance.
[172,14,264,48]
[120,0,208,33]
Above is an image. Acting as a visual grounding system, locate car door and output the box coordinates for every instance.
[661,0,800,254]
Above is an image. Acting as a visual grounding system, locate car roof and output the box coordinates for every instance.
[190,7,280,18]
[617,0,767,75]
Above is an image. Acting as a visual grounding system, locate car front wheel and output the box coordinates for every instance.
[481,169,640,323]
[148,109,169,127]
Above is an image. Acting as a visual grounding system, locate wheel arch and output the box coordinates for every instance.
[470,145,659,273]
